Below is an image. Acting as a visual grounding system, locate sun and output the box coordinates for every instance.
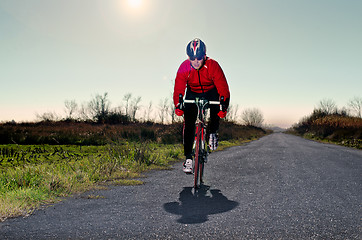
[127,0,142,8]
[119,0,148,19]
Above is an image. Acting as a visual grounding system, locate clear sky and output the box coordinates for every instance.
[1,0,361,128]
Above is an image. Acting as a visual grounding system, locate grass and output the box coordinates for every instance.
[112,179,144,186]
[0,139,255,222]
[0,142,183,221]
[0,121,269,221]
[0,188,56,220]
[218,138,260,150]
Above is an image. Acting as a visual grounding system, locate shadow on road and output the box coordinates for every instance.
[163,185,239,224]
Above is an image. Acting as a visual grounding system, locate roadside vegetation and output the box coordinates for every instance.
[0,141,182,221]
[0,92,270,221]
[288,98,362,149]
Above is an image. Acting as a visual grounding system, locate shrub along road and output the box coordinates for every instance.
[1,133,361,239]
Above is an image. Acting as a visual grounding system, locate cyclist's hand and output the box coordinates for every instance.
[218,110,227,118]
[220,96,228,112]
[175,103,184,116]
[175,108,184,116]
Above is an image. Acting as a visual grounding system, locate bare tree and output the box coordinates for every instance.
[158,98,169,124]
[64,99,78,120]
[130,96,142,122]
[88,92,110,123]
[347,96,362,118]
[140,101,154,122]
[224,103,239,122]
[79,102,91,121]
[36,111,60,122]
[169,98,178,123]
[123,93,132,117]
[317,98,337,114]
[241,108,264,127]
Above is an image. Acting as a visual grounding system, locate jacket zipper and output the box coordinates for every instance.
[197,70,205,94]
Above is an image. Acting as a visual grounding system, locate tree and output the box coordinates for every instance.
[123,93,132,117]
[224,103,239,122]
[144,101,153,122]
[241,108,264,127]
[158,98,169,124]
[64,99,78,120]
[35,111,60,122]
[317,98,337,114]
[168,96,180,123]
[130,96,142,122]
[79,102,91,121]
[88,92,110,123]
[347,96,362,118]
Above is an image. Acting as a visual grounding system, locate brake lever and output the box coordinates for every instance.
[178,94,184,110]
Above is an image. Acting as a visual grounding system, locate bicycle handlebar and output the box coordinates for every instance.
[183,99,220,105]
[178,94,226,112]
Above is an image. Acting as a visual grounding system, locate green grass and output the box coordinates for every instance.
[0,118,271,223]
[112,179,144,186]
[0,122,269,221]
[0,142,183,221]
[217,138,259,150]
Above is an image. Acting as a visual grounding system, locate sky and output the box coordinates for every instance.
[1,0,361,128]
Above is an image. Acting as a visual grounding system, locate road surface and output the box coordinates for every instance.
[1,133,361,239]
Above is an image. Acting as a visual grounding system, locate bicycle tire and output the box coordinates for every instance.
[199,126,206,184]
[193,122,202,188]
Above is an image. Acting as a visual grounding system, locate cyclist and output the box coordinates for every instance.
[173,38,230,173]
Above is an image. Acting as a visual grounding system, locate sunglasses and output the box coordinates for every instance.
[189,56,204,61]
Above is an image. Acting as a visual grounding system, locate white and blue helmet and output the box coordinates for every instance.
[186,38,206,60]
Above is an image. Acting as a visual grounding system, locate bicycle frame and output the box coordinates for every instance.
[184,97,220,189]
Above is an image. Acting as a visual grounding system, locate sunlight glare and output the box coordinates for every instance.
[127,0,142,8]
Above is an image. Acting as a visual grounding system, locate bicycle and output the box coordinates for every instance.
[178,94,223,189]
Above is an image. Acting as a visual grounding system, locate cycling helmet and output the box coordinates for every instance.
[186,38,206,60]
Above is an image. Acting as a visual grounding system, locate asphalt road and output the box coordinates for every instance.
[1,133,361,239]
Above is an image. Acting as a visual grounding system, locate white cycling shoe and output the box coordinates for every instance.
[183,159,193,173]
[209,133,219,151]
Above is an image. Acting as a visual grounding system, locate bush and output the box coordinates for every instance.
[0,122,185,145]
[0,120,269,146]
[219,121,267,141]
[291,111,362,148]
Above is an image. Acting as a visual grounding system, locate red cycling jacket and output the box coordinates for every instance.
[173,57,230,106]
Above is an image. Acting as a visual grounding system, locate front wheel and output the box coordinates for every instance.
[199,130,207,184]
[193,123,203,188]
